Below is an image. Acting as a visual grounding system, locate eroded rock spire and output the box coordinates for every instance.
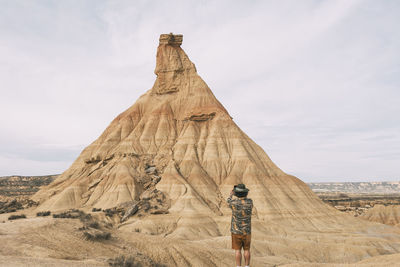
[154,33,196,95]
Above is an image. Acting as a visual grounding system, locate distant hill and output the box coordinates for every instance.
[2,176,400,197]
[308,181,400,194]
[0,175,58,199]
[2,176,399,197]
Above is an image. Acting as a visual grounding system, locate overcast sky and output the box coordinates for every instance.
[0,0,399,182]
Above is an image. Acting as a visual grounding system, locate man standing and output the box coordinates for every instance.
[227,184,253,267]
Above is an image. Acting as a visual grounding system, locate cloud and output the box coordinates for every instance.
[0,1,399,181]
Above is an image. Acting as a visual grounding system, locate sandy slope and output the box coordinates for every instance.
[281,253,400,267]
[2,208,400,266]
[0,211,272,266]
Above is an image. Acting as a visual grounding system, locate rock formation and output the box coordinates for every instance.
[34,33,333,225]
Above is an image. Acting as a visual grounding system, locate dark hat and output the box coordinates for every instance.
[234,184,249,193]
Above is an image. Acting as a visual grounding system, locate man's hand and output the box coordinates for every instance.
[230,190,234,197]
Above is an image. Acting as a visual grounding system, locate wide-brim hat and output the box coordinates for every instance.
[234,184,249,193]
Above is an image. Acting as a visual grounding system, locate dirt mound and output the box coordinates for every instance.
[361,204,400,226]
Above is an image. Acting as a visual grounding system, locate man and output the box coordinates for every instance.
[227,184,253,267]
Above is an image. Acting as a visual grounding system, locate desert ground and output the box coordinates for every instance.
[2,176,400,266]
[2,34,400,266]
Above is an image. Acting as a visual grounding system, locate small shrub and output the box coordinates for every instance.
[103,208,119,217]
[88,221,100,229]
[53,211,77,219]
[52,209,91,222]
[83,230,111,241]
[8,214,26,220]
[79,213,92,222]
[36,211,51,217]
[107,255,166,267]
[108,255,138,267]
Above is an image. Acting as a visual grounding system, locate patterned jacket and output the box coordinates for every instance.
[227,196,253,235]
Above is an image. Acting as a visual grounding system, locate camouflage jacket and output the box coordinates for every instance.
[227,196,253,235]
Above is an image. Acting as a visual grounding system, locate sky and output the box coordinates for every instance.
[0,0,399,182]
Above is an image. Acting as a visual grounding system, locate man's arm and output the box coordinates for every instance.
[227,190,234,209]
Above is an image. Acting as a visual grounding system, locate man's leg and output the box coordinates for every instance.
[244,249,250,266]
[235,249,242,266]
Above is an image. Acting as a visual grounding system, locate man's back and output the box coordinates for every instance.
[227,196,253,235]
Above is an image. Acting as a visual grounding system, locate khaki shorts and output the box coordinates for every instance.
[231,233,251,250]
